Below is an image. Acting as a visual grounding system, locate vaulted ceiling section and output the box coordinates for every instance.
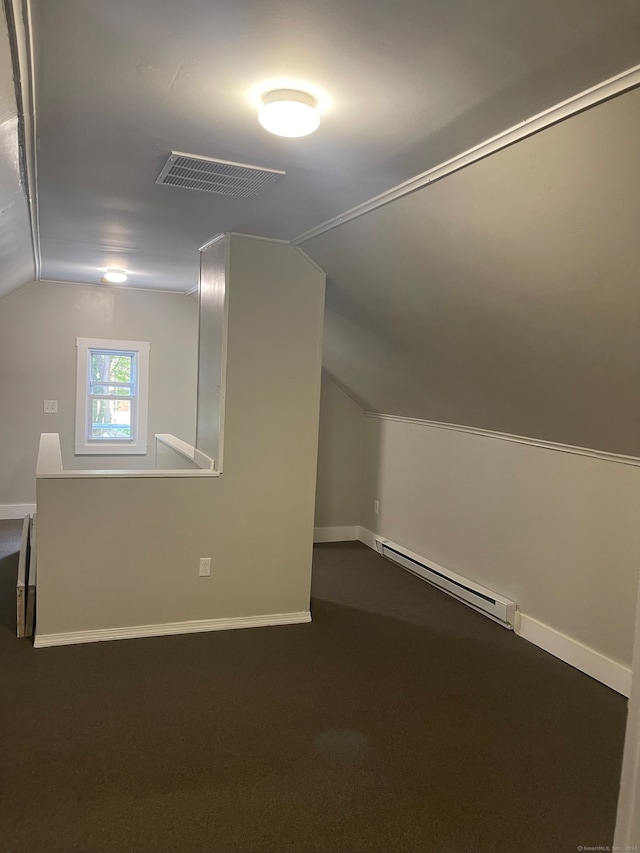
[306,88,640,456]
[4,0,640,454]
[31,0,640,291]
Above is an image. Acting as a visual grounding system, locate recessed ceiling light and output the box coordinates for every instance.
[102,269,128,284]
[258,89,320,137]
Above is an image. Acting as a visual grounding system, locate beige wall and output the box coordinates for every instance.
[314,371,364,529]
[0,280,198,505]
[361,415,640,667]
[35,236,325,637]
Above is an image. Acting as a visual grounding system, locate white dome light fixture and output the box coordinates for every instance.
[102,269,128,284]
[258,89,320,137]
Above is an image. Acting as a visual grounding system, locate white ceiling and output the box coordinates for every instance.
[30,0,640,292]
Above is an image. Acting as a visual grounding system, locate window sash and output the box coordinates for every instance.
[75,338,150,456]
[86,348,137,443]
[87,395,137,442]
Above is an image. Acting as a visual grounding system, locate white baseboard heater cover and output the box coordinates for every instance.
[376,538,516,629]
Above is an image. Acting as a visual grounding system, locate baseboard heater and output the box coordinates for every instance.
[375,538,516,629]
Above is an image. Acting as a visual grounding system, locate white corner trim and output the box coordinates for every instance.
[366,412,640,468]
[34,611,312,648]
[293,63,640,246]
[0,503,36,519]
[314,525,361,543]
[516,613,632,697]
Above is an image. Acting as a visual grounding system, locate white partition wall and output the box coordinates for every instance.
[35,235,325,644]
[196,236,228,467]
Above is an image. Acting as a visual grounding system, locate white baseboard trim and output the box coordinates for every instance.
[358,526,378,550]
[360,527,631,696]
[34,610,312,648]
[0,503,36,520]
[314,525,360,543]
[516,613,632,697]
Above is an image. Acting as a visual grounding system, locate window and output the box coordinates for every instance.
[75,338,150,455]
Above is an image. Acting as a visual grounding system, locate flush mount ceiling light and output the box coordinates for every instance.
[258,89,320,137]
[102,269,128,284]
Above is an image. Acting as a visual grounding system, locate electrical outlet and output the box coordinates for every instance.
[374,500,380,515]
[199,557,211,577]
[43,400,58,414]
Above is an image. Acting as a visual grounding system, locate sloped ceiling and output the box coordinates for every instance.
[304,87,640,456]
[0,3,35,298]
[12,0,640,455]
[30,0,640,291]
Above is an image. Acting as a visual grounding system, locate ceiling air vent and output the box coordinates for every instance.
[156,151,285,198]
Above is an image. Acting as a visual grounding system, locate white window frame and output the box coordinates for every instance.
[75,337,150,455]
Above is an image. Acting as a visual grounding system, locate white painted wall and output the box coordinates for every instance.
[34,236,325,640]
[361,415,640,668]
[196,238,227,465]
[0,281,198,505]
[314,372,364,531]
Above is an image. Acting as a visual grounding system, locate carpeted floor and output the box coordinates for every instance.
[0,521,628,852]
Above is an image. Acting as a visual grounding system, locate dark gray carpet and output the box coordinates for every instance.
[0,527,627,852]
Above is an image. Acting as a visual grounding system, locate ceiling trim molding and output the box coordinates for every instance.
[293,63,640,246]
[4,0,41,279]
[366,413,640,468]
[198,233,225,251]
[38,278,188,296]
[228,231,290,244]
